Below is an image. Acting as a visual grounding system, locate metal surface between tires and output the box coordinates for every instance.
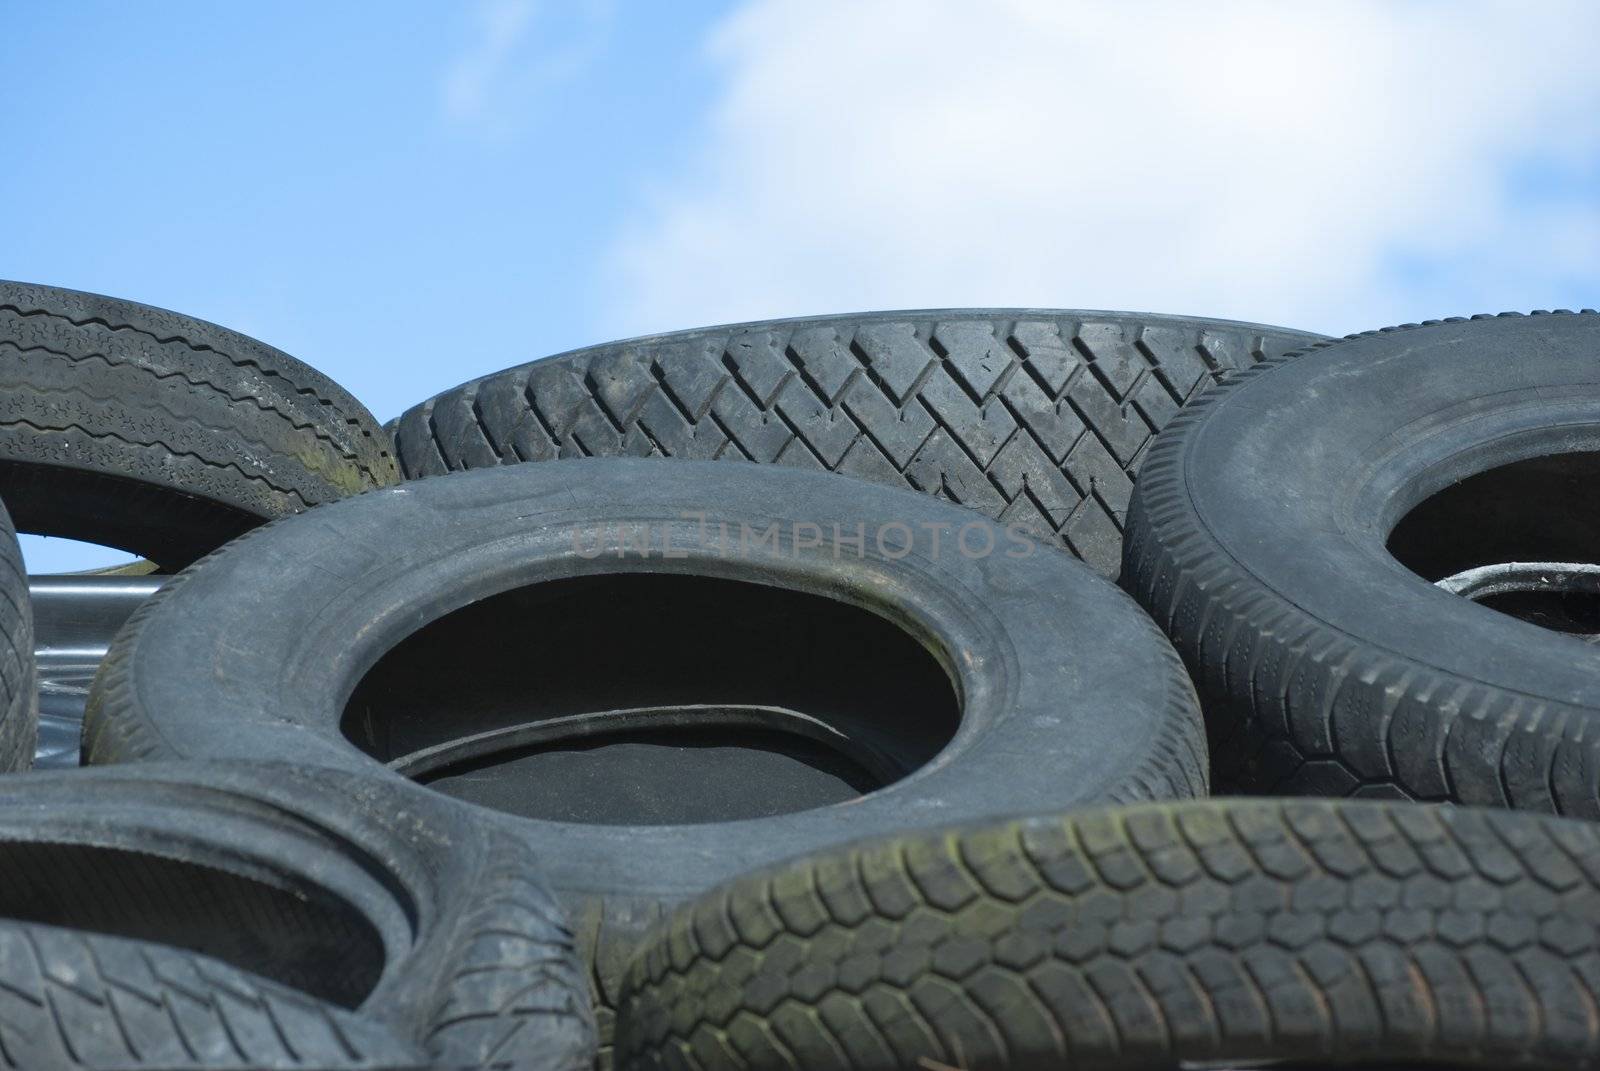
[31,573,162,768]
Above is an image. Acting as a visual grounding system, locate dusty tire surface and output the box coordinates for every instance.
[618,798,1600,1071]
[0,280,397,568]
[0,762,595,1071]
[82,458,1205,1052]
[389,309,1325,575]
[0,921,424,1070]
[0,496,35,771]
[1124,311,1600,815]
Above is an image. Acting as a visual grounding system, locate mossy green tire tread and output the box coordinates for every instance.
[0,280,396,568]
[618,798,1600,1071]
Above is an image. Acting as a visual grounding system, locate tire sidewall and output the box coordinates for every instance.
[98,460,1199,904]
[1182,314,1600,706]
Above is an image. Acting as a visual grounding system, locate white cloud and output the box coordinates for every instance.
[443,0,611,129]
[443,0,537,121]
[607,0,1600,337]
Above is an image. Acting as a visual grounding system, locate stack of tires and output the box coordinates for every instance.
[1,279,1596,1070]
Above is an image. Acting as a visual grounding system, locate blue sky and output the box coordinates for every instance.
[3,0,730,419]
[5,1,1598,571]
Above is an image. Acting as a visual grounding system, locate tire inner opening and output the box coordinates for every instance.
[0,460,256,572]
[17,534,146,575]
[0,841,384,1006]
[342,573,961,825]
[1387,450,1600,638]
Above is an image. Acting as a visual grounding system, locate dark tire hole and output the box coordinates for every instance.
[0,842,384,1007]
[1478,588,1600,640]
[427,726,882,824]
[0,460,255,571]
[1388,451,1600,636]
[343,573,961,825]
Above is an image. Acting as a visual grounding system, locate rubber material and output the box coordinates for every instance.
[82,458,1206,1052]
[618,798,1600,1071]
[0,762,595,1070]
[0,496,34,771]
[0,921,424,1070]
[389,309,1325,576]
[1123,311,1600,815]
[0,281,397,569]
[385,704,905,785]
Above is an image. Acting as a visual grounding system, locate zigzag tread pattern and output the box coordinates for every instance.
[0,922,422,1069]
[0,282,384,445]
[0,284,397,514]
[0,414,312,510]
[0,335,388,490]
[422,831,596,1071]
[391,311,1325,577]
[617,798,1600,1071]
[1122,310,1600,816]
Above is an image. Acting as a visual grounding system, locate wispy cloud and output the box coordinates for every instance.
[442,0,612,129]
[443,0,537,122]
[607,0,1600,337]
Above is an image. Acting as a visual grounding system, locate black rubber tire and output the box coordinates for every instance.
[388,309,1325,576]
[1123,311,1600,816]
[0,280,397,569]
[0,921,425,1070]
[618,797,1600,1071]
[0,496,35,771]
[83,458,1206,1053]
[0,761,595,1071]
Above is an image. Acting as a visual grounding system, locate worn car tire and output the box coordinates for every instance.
[1124,311,1600,815]
[0,281,397,568]
[388,310,1324,575]
[0,762,595,1071]
[618,797,1600,1071]
[0,496,35,771]
[84,458,1205,1052]
[0,921,425,1070]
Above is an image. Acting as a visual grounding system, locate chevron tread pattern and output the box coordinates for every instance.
[0,921,422,1069]
[423,831,596,1071]
[391,311,1324,576]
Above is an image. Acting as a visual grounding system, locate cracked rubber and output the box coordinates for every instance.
[82,458,1206,1058]
[0,280,397,569]
[617,798,1600,1071]
[0,496,34,771]
[0,761,595,1071]
[1123,311,1600,815]
[389,309,1324,576]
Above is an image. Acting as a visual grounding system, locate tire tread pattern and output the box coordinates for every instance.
[0,282,397,538]
[423,830,596,1071]
[1123,309,1600,815]
[391,311,1323,575]
[0,498,34,772]
[0,921,424,1069]
[619,797,1600,1071]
